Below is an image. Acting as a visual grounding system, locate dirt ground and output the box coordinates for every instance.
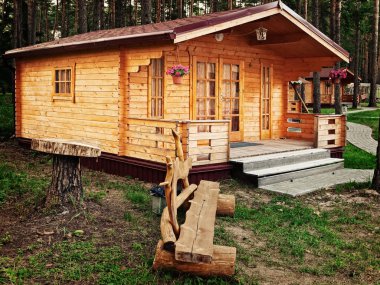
[1,140,379,284]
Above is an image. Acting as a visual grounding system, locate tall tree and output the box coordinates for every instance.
[27,0,36,45]
[333,0,342,114]
[141,0,152,24]
[353,23,360,109]
[13,0,23,48]
[312,0,321,114]
[369,0,379,107]
[78,0,87,33]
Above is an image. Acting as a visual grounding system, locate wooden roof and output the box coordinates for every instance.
[5,1,349,62]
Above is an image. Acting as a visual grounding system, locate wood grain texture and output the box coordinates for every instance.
[31,138,101,157]
[216,194,235,217]
[175,180,220,264]
[153,239,236,276]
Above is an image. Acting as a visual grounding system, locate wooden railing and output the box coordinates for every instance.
[181,120,230,166]
[285,113,346,148]
[314,115,346,148]
[284,113,315,141]
[126,118,230,166]
[125,118,179,163]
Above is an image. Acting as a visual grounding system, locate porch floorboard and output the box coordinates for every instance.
[230,139,314,160]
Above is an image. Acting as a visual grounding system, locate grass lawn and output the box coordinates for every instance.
[347,109,380,141]
[0,93,14,139]
[1,141,380,284]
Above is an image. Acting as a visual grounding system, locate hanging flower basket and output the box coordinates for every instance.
[329,68,347,85]
[172,76,183,84]
[166,64,190,85]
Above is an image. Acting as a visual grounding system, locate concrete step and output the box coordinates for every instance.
[243,158,344,187]
[230,148,331,172]
[260,169,373,197]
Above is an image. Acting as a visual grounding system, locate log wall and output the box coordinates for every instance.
[16,49,120,154]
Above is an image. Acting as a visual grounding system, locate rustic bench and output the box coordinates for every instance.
[152,131,236,277]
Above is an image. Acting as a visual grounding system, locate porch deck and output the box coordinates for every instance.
[230,139,314,160]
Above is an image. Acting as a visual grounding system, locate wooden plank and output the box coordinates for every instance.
[175,180,220,264]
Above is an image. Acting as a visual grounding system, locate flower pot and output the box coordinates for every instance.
[172,76,183,84]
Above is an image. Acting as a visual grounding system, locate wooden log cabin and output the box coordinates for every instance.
[302,68,362,106]
[5,1,349,183]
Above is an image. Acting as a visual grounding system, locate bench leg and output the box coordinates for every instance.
[153,240,236,277]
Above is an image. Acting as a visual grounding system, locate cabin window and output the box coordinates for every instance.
[221,63,240,132]
[149,58,164,118]
[53,67,74,101]
[324,82,332,95]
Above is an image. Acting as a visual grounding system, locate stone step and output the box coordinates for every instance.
[244,158,344,187]
[230,148,330,172]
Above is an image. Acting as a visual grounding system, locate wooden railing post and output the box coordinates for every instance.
[313,115,319,148]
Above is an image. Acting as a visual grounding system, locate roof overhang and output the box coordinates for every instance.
[171,2,349,63]
[4,30,173,58]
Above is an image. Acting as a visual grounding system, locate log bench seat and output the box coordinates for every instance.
[152,130,236,277]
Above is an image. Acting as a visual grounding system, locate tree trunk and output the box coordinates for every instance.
[46,155,83,208]
[369,0,379,107]
[13,0,23,48]
[372,116,380,192]
[330,0,335,39]
[353,21,360,109]
[27,0,36,45]
[312,72,321,113]
[312,0,321,113]
[228,0,232,10]
[78,0,87,33]
[303,0,308,19]
[363,37,369,82]
[177,0,183,18]
[334,0,342,114]
[156,0,161,22]
[141,0,152,24]
[211,0,218,12]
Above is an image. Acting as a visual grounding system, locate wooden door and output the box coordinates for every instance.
[220,61,242,141]
[261,64,272,140]
[193,57,243,142]
[194,58,218,121]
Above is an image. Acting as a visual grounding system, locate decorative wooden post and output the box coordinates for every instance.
[31,139,101,208]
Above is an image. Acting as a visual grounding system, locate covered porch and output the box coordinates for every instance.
[124,112,346,167]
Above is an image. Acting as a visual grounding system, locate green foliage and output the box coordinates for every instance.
[344,143,376,169]
[347,109,380,141]
[0,163,48,205]
[233,196,380,276]
[85,190,107,204]
[0,93,14,139]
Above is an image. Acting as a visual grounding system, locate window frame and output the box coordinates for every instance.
[148,57,165,118]
[52,64,75,102]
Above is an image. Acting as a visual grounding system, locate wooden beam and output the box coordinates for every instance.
[175,180,220,264]
[153,239,236,277]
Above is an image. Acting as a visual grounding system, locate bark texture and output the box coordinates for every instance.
[46,155,83,207]
[353,22,360,109]
[372,116,380,192]
[141,0,152,24]
[369,0,379,107]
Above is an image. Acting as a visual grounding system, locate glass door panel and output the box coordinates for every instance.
[196,62,216,120]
